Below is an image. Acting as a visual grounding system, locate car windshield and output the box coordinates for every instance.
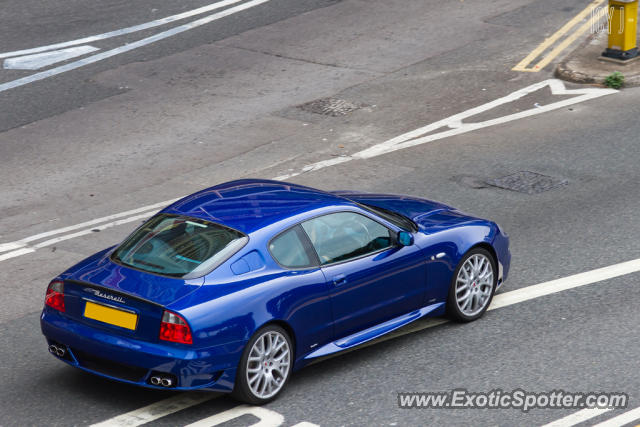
[111,214,247,279]
[354,202,418,232]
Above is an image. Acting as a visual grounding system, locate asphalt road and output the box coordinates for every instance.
[1,0,639,425]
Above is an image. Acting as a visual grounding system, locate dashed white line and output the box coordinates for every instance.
[90,256,640,426]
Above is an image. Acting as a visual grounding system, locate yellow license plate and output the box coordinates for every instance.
[84,301,138,330]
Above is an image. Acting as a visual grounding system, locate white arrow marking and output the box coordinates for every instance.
[0,0,272,94]
[0,0,247,59]
[3,45,99,70]
[273,79,618,180]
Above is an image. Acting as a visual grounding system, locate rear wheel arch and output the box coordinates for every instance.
[233,322,295,404]
[255,319,297,359]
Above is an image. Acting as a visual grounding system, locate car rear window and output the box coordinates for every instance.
[111,214,247,279]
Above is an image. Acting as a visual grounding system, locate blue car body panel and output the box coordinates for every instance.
[41,179,510,392]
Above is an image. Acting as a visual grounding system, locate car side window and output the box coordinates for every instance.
[269,225,316,269]
[301,212,392,265]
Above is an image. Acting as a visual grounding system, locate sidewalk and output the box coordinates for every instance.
[556,28,640,87]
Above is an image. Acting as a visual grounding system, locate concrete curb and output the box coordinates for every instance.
[555,30,640,88]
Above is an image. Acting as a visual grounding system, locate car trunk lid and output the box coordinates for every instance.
[61,251,203,342]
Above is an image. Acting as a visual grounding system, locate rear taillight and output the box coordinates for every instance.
[45,280,65,312]
[159,310,192,344]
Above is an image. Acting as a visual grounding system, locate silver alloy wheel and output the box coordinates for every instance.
[455,253,494,317]
[246,330,291,399]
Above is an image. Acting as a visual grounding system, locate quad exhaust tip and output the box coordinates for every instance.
[48,344,66,357]
[150,375,174,387]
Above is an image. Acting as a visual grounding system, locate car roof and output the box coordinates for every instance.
[161,179,355,234]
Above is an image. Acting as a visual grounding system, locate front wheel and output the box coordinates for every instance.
[232,325,293,405]
[447,248,497,322]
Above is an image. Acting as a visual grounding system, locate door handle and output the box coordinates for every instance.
[332,274,347,286]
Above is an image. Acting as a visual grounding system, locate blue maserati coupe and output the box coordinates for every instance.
[41,179,510,403]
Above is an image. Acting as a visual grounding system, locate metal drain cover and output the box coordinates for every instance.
[486,171,567,194]
[297,97,363,116]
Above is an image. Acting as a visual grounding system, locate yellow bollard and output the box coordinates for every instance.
[603,0,638,60]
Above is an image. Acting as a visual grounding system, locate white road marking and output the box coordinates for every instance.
[90,257,640,426]
[592,406,640,427]
[489,257,640,310]
[89,393,213,427]
[3,46,100,70]
[0,0,247,59]
[0,198,178,253]
[273,79,617,180]
[0,80,617,262]
[0,247,36,262]
[0,0,272,94]
[183,405,284,427]
[540,408,612,427]
[0,211,157,261]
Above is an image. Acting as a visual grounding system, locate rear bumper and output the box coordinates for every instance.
[41,308,243,392]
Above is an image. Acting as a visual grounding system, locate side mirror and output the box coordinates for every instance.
[396,231,414,247]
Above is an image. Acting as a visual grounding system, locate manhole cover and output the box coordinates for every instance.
[297,97,363,116]
[486,171,568,194]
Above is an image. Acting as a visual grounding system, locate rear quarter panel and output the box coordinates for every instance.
[166,229,334,369]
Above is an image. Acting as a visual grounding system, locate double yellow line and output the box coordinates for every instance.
[513,0,607,72]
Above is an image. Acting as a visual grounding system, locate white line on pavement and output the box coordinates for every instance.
[274,79,617,180]
[489,257,640,310]
[542,408,611,427]
[592,406,640,427]
[540,408,612,427]
[0,211,162,262]
[0,0,247,59]
[3,45,100,70]
[89,393,214,427]
[89,256,640,426]
[0,0,273,94]
[0,198,179,253]
[0,247,36,262]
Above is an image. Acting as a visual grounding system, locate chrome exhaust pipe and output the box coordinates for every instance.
[161,378,173,387]
[56,347,66,357]
[48,344,58,355]
[150,376,161,386]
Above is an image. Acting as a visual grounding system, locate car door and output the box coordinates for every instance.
[301,211,427,339]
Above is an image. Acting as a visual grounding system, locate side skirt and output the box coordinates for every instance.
[303,302,444,360]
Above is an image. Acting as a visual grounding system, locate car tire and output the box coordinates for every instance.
[447,247,497,322]
[232,324,293,405]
